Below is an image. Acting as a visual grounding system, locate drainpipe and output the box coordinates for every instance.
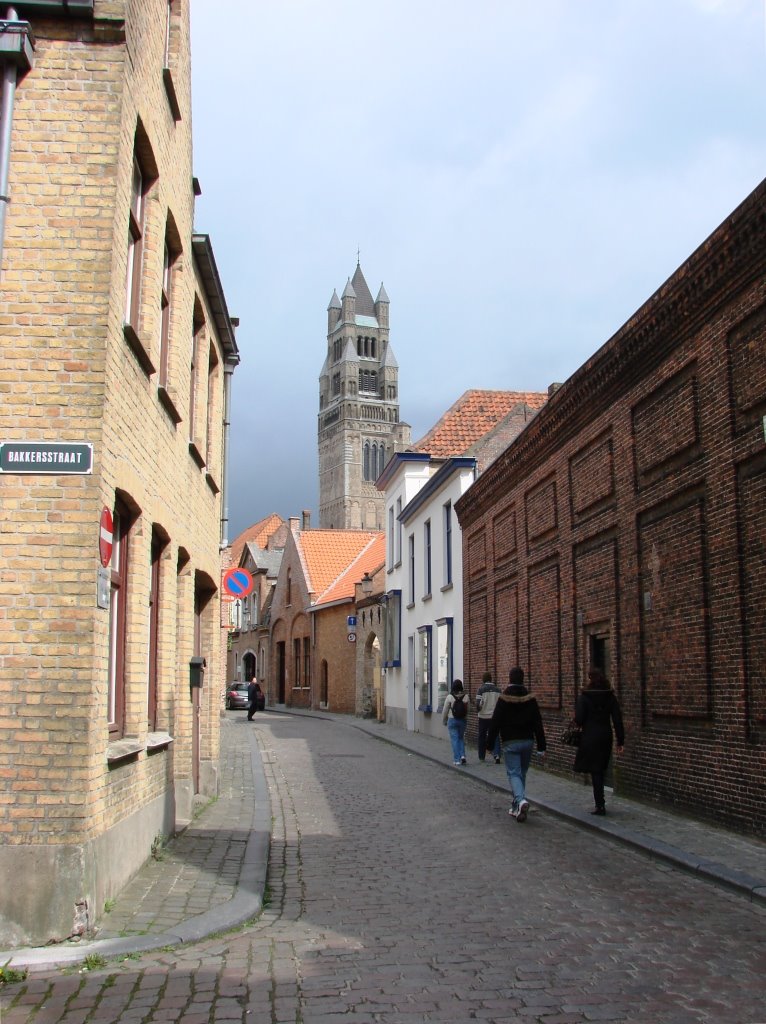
[0,7,34,276]
[219,353,237,549]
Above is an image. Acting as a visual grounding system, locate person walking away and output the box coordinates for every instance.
[247,679,259,721]
[487,667,546,822]
[442,679,469,766]
[573,668,624,815]
[475,671,501,763]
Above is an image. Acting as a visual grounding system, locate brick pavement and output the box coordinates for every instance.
[2,710,766,1023]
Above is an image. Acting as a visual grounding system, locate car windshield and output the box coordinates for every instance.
[231,684,247,692]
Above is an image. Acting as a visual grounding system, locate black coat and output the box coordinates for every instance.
[486,686,546,752]
[573,687,624,774]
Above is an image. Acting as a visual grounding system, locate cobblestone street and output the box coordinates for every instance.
[2,712,765,1024]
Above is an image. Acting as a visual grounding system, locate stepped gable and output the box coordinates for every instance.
[230,513,285,566]
[413,389,548,458]
[315,534,386,607]
[298,529,382,599]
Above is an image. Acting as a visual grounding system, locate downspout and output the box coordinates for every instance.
[219,353,237,549]
[0,7,34,275]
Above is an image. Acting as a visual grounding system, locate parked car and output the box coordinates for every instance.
[225,682,249,710]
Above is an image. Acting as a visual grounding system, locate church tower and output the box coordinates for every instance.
[318,263,411,529]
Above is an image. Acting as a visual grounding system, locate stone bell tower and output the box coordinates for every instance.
[318,262,411,529]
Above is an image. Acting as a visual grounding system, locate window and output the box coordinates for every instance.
[293,638,301,687]
[383,590,401,667]
[395,498,402,565]
[205,341,219,469]
[378,444,385,478]
[416,626,432,710]
[162,0,182,120]
[359,369,378,394]
[408,534,415,605]
[303,637,311,689]
[443,501,453,586]
[364,442,371,482]
[242,595,250,630]
[332,372,341,396]
[148,530,166,731]
[286,569,292,606]
[189,308,203,444]
[159,241,172,387]
[435,618,453,712]
[388,505,395,569]
[125,157,145,330]
[108,500,132,737]
[424,520,432,597]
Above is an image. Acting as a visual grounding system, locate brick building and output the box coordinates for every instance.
[455,179,766,834]
[268,518,383,712]
[0,1,239,945]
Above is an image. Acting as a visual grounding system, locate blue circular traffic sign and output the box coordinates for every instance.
[223,568,254,597]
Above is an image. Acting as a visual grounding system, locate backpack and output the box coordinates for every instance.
[452,694,467,720]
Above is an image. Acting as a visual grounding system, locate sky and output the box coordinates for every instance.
[189,0,766,540]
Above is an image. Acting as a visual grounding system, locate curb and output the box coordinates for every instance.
[0,728,272,972]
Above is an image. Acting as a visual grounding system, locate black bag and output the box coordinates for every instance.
[561,718,582,746]
[452,695,467,720]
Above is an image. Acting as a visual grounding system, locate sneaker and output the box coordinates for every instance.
[494,756,501,764]
[460,757,467,765]
[453,761,461,766]
[509,806,518,817]
[516,800,529,822]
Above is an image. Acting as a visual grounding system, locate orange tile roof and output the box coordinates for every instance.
[297,530,384,605]
[316,534,387,607]
[413,389,548,458]
[229,513,285,566]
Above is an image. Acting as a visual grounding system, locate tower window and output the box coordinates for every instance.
[332,373,341,396]
[359,369,377,394]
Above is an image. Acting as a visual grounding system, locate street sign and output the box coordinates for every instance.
[222,567,254,598]
[347,632,357,644]
[347,615,357,627]
[99,506,113,567]
[0,440,93,474]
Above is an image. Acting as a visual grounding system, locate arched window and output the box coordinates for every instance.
[378,443,386,478]
[363,442,371,481]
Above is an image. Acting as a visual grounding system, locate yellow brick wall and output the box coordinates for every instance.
[0,0,227,873]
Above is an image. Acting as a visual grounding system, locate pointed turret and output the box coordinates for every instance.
[341,278,356,322]
[327,289,341,332]
[375,282,389,329]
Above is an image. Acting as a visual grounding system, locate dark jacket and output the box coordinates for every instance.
[573,686,624,774]
[486,685,546,751]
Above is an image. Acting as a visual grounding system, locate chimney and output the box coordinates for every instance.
[302,509,312,530]
[289,516,300,533]
[548,382,563,397]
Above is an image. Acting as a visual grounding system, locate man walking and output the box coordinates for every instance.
[247,679,259,721]
[486,667,546,822]
[475,671,502,763]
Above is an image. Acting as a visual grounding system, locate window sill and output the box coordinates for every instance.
[158,384,183,425]
[188,440,206,468]
[406,601,415,610]
[422,592,432,603]
[163,66,182,122]
[123,323,156,376]
[205,471,220,494]
[107,737,143,765]
[147,731,174,752]
[440,582,453,593]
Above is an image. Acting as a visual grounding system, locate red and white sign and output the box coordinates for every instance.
[99,506,113,567]
[222,567,254,598]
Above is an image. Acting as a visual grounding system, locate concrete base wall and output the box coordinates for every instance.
[0,792,175,949]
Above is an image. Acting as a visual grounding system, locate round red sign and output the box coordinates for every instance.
[99,506,113,567]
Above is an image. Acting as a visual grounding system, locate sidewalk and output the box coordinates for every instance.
[3,708,764,971]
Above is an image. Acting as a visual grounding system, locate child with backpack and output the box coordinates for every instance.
[442,679,469,766]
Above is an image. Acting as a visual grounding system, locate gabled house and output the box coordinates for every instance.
[226,513,287,686]
[377,390,547,738]
[268,518,383,710]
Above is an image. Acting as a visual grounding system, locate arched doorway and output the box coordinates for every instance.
[363,633,383,719]
[243,651,256,682]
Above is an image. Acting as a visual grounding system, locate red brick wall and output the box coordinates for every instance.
[314,604,358,714]
[456,180,766,834]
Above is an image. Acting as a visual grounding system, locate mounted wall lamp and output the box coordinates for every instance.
[361,571,374,596]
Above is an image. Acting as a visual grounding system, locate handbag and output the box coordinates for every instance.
[561,718,582,747]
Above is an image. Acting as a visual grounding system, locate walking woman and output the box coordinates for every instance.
[442,679,469,766]
[573,669,625,815]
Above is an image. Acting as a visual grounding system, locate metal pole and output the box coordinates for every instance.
[0,6,20,277]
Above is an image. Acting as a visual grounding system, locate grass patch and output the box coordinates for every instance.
[82,953,108,971]
[0,961,28,986]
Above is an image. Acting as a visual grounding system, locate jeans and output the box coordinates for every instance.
[501,738,534,809]
[477,718,501,760]
[448,718,467,762]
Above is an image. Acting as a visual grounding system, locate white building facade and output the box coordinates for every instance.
[378,453,477,739]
